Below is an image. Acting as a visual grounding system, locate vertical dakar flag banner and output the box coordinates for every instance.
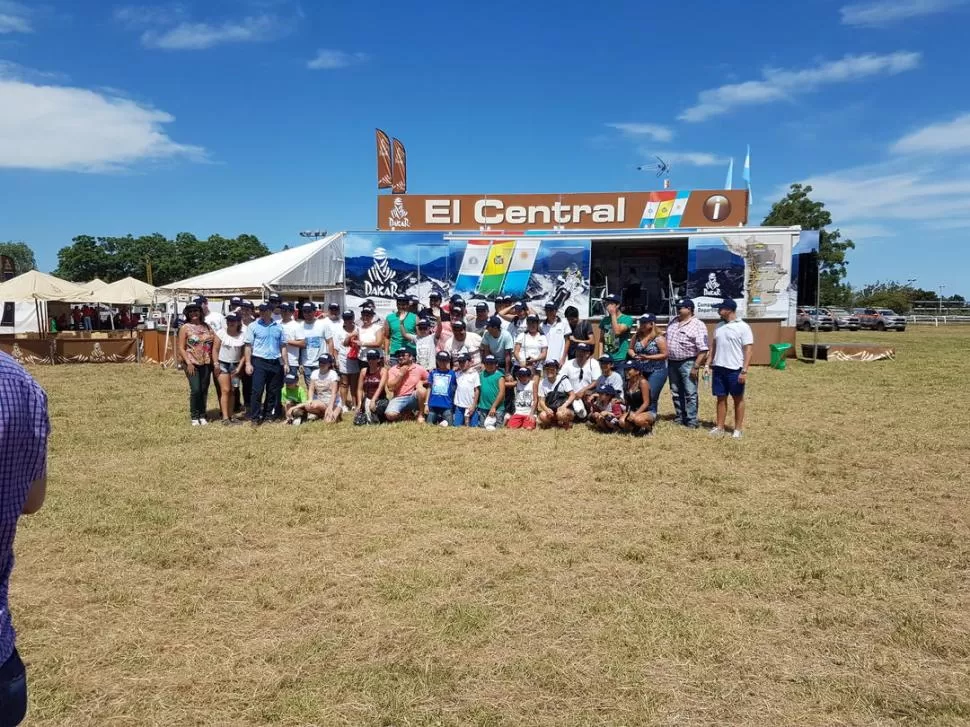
[376,130,392,189]
[391,139,407,194]
[0,255,16,282]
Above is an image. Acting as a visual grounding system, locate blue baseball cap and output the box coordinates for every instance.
[604,293,621,304]
[486,316,503,329]
[675,297,695,310]
[258,302,272,312]
[719,298,738,311]
[279,302,293,312]
[543,359,560,368]
[596,383,617,396]
[417,317,431,328]
[365,349,383,360]
[436,350,451,361]
[193,296,207,305]
[301,301,315,310]
[318,353,334,364]
[284,372,298,385]
[516,366,532,377]
[229,296,243,306]
[483,354,498,365]
[575,342,592,352]
[393,347,410,358]
[639,314,656,323]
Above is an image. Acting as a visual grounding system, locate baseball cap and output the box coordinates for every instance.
[483,354,498,365]
[328,302,340,310]
[719,298,738,311]
[486,316,503,328]
[409,295,420,305]
[517,366,532,377]
[192,296,207,305]
[598,354,613,364]
[450,295,464,305]
[365,349,382,360]
[596,383,617,396]
[229,296,242,306]
[451,319,466,329]
[360,307,375,315]
[225,313,240,322]
[675,297,695,310]
[318,353,334,364]
[279,302,292,312]
[526,314,540,323]
[639,314,656,323]
[457,352,471,362]
[436,350,451,361]
[258,302,272,312]
[475,302,488,310]
[417,318,431,328]
[604,293,621,304]
[543,359,560,369]
[267,293,282,304]
[543,301,557,310]
[513,302,525,311]
[284,372,298,385]
[301,302,315,310]
[429,291,442,299]
[395,294,409,302]
[341,310,355,320]
[393,347,410,358]
[241,300,255,310]
[575,342,592,352]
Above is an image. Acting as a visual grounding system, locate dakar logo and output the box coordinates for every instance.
[388,197,410,229]
[364,247,399,298]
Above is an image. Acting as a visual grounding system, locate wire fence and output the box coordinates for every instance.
[908,315,970,326]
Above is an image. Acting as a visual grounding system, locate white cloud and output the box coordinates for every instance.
[651,150,726,167]
[114,4,188,29]
[0,0,31,33]
[679,52,921,122]
[0,70,205,172]
[307,49,369,70]
[892,113,970,154]
[784,159,970,229]
[606,122,673,143]
[141,15,283,49]
[840,0,966,26]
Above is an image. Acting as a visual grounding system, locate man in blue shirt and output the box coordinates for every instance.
[244,302,289,425]
[0,352,50,725]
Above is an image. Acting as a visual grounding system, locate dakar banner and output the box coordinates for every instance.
[0,255,15,282]
[378,189,748,231]
[688,232,794,320]
[376,129,392,189]
[391,139,407,194]
[344,231,590,316]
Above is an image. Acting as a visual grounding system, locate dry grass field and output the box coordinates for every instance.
[12,326,970,726]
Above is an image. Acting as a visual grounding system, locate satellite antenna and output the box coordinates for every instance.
[636,156,672,188]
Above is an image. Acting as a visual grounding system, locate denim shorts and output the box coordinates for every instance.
[386,393,419,416]
[712,366,745,397]
[218,361,237,375]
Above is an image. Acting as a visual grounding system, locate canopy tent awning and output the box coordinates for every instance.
[75,276,169,306]
[0,270,93,301]
[160,234,346,298]
[87,278,109,291]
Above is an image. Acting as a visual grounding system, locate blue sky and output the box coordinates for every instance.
[1,0,969,294]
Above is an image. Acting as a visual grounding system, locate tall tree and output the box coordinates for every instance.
[762,184,855,306]
[0,241,37,275]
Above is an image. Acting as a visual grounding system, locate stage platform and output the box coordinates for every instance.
[801,342,895,362]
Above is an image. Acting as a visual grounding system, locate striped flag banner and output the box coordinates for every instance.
[453,239,492,294]
[501,239,541,297]
[663,190,692,228]
[639,191,677,228]
[477,240,516,298]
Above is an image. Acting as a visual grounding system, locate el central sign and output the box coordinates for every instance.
[377,190,748,231]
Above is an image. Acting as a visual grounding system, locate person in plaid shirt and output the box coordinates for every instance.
[664,298,709,428]
[0,352,50,725]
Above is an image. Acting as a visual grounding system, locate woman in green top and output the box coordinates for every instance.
[384,294,417,358]
[598,294,634,375]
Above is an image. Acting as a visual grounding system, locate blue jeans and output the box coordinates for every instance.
[454,407,480,427]
[668,359,699,427]
[426,406,454,426]
[0,649,27,726]
[250,357,283,422]
[643,365,668,415]
[302,366,317,389]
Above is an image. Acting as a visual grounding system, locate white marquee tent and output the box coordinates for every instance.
[160,234,346,300]
[77,276,170,306]
[0,270,94,334]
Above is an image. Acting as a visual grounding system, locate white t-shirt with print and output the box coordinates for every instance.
[596,371,623,393]
[512,380,535,416]
[541,318,571,363]
[299,319,328,365]
[539,373,574,399]
[415,334,437,371]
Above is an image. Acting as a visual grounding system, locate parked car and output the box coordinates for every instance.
[796,307,834,331]
[854,307,907,331]
[821,307,860,331]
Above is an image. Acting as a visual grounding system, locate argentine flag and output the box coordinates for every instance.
[742,145,752,205]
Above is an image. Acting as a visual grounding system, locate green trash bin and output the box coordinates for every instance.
[770,342,792,370]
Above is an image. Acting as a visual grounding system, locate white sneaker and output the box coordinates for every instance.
[307,413,319,421]
[292,418,302,427]
[732,430,743,439]
[191,419,201,427]
[439,420,449,428]
[198,418,208,426]
[709,427,724,437]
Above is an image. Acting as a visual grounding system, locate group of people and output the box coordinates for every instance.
[58,305,141,332]
[176,289,754,437]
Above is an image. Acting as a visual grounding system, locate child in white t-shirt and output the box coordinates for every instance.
[453,353,481,427]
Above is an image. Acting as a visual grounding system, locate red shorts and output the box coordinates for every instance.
[506,414,536,430]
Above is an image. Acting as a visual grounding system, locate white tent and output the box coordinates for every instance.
[87,278,109,292]
[77,276,169,306]
[160,234,346,298]
[0,270,93,334]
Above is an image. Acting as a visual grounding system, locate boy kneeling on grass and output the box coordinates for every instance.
[282,372,309,425]
[425,351,457,427]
